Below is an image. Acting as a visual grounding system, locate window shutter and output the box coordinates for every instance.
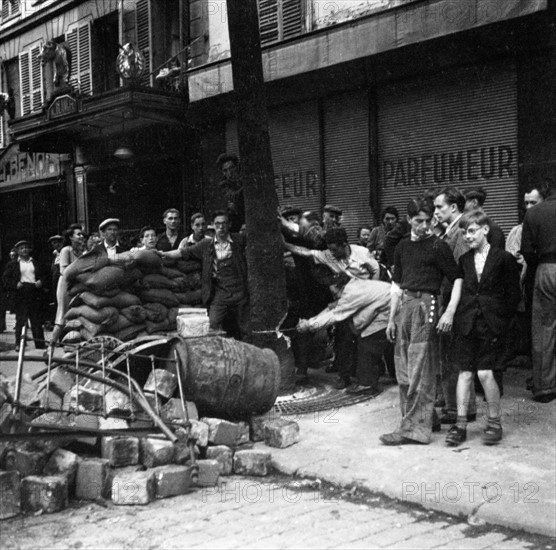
[66,23,92,96]
[0,76,4,149]
[258,0,279,45]
[2,1,10,21]
[2,0,20,21]
[135,0,152,87]
[18,50,31,115]
[30,45,44,112]
[282,0,302,39]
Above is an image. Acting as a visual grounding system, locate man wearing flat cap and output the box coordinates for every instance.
[323,204,342,231]
[2,240,47,351]
[281,205,302,225]
[95,218,128,260]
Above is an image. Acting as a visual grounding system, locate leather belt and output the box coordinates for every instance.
[403,289,436,299]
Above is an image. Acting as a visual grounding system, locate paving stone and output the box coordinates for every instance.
[7,374,40,408]
[0,470,20,519]
[63,385,103,412]
[40,367,76,396]
[151,464,193,498]
[104,387,134,416]
[101,436,139,467]
[161,398,199,422]
[111,469,155,505]
[233,449,271,476]
[264,418,300,448]
[249,410,280,442]
[21,475,68,514]
[43,448,79,493]
[67,412,99,446]
[75,457,111,500]
[0,444,49,477]
[140,437,175,468]
[143,369,177,399]
[189,419,209,447]
[206,445,233,475]
[98,416,129,430]
[194,459,219,487]
[201,417,247,447]
[38,390,63,410]
[173,429,200,465]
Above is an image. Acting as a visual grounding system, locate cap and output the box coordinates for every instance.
[14,240,31,249]
[99,218,121,231]
[323,204,342,215]
[281,205,302,218]
[48,234,64,242]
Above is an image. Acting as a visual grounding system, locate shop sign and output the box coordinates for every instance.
[381,145,514,188]
[48,94,78,120]
[274,170,319,200]
[0,152,61,187]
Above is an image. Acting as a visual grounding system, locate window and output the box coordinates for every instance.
[1,0,20,23]
[258,0,303,46]
[66,23,93,96]
[19,45,43,115]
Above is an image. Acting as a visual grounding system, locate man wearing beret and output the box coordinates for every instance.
[322,204,342,231]
[2,240,47,351]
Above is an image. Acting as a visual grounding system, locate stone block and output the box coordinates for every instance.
[43,449,79,493]
[264,418,300,448]
[0,470,20,519]
[249,410,280,442]
[104,387,134,417]
[0,444,49,477]
[233,449,271,477]
[189,419,209,447]
[40,367,75,396]
[8,374,40,408]
[140,438,175,468]
[101,436,139,468]
[98,416,130,431]
[201,417,248,447]
[143,369,177,399]
[194,459,219,487]
[161,399,199,422]
[75,458,110,500]
[143,391,164,413]
[21,475,68,514]
[151,465,192,499]
[236,421,250,445]
[173,429,200,465]
[206,445,233,475]
[67,413,99,447]
[112,470,155,505]
[38,390,63,410]
[63,386,103,412]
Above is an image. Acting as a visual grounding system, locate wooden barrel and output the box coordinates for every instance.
[168,336,281,419]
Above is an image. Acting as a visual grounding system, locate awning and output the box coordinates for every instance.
[8,86,187,153]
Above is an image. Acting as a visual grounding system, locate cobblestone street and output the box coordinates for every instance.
[1,476,554,549]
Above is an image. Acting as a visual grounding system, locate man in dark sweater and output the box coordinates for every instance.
[521,177,556,403]
[380,197,462,445]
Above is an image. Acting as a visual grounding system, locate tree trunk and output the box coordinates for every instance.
[226,0,295,391]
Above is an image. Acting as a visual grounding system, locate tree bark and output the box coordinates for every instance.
[226,0,294,390]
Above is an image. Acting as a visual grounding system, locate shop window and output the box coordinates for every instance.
[1,0,20,23]
[18,45,43,115]
[91,11,119,93]
[66,23,93,96]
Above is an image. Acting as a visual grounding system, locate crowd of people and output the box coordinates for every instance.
[1,151,555,448]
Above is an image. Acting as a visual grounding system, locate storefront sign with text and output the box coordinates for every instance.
[0,152,61,186]
[381,145,514,188]
[274,170,319,200]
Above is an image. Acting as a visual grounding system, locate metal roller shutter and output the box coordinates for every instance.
[323,89,374,242]
[377,62,518,235]
[226,99,321,213]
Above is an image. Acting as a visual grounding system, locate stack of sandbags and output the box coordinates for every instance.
[60,249,204,345]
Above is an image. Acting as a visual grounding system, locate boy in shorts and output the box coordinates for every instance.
[446,211,520,446]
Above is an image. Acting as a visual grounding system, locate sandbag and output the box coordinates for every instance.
[175,289,202,305]
[122,267,144,286]
[167,307,179,324]
[77,316,103,338]
[182,272,202,291]
[64,319,82,331]
[80,291,141,309]
[120,305,148,324]
[114,324,147,342]
[160,266,185,279]
[62,331,82,344]
[145,318,171,334]
[140,289,179,307]
[175,260,202,274]
[143,302,168,322]
[77,265,127,293]
[63,249,110,283]
[131,249,162,270]
[142,274,177,291]
[104,315,134,334]
[68,283,88,297]
[65,305,119,326]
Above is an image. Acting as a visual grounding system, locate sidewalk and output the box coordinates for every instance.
[1,315,555,538]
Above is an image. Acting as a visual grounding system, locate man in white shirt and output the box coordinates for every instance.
[97,218,127,260]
